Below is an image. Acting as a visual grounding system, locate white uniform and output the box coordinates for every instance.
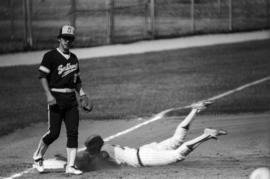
[101,127,189,167]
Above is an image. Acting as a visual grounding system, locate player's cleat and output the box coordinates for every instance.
[204,128,227,140]
[65,165,83,175]
[33,158,44,173]
[191,100,213,113]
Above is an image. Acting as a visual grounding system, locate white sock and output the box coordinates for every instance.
[66,148,77,167]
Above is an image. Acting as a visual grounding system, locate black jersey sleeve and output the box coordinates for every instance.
[38,52,52,79]
[76,66,82,85]
[73,53,82,85]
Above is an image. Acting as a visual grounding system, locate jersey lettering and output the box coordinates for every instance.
[58,63,78,77]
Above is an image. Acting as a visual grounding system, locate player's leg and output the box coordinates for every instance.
[32,139,48,173]
[64,105,82,175]
[33,105,63,173]
[33,139,48,162]
[139,147,183,166]
[155,100,212,150]
[176,128,227,157]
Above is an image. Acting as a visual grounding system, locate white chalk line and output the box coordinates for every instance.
[3,168,33,179]
[4,76,270,179]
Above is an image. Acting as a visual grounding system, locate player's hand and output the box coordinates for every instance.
[100,151,109,159]
[80,95,93,112]
[47,93,56,105]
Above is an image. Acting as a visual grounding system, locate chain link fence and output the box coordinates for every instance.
[0,0,269,54]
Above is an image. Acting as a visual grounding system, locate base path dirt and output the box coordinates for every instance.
[0,113,269,178]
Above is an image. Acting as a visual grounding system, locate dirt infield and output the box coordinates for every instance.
[1,112,269,178]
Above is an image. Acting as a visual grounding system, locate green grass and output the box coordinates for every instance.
[0,39,270,136]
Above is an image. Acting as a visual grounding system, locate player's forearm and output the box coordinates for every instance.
[75,83,86,97]
[40,78,52,97]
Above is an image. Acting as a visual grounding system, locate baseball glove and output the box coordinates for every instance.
[80,95,93,112]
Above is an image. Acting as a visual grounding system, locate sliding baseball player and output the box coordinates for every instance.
[42,100,227,171]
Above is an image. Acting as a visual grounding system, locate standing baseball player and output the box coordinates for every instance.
[45,100,227,170]
[32,25,92,175]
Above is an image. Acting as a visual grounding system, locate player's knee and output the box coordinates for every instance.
[179,124,190,130]
[177,144,193,158]
[67,133,78,148]
[67,131,78,141]
[43,132,60,145]
[47,136,58,144]
[50,132,60,140]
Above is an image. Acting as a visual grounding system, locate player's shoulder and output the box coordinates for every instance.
[40,49,59,65]
[43,49,58,58]
[70,51,78,59]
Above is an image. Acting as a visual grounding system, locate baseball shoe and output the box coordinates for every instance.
[65,165,83,175]
[33,158,44,173]
[204,128,227,139]
[191,100,213,113]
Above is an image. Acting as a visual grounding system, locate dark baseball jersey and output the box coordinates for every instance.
[38,48,81,89]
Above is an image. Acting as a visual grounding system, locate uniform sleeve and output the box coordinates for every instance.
[76,67,82,84]
[74,54,82,84]
[38,53,52,79]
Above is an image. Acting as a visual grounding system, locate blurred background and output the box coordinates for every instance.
[0,0,269,53]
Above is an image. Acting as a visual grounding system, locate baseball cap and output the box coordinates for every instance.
[57,25,75,40]
[84,135,104,154]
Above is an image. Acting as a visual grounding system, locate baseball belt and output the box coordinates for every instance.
[51,88,75,93]
[136,148,144,167]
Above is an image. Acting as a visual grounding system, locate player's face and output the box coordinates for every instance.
[59,37,74,52]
